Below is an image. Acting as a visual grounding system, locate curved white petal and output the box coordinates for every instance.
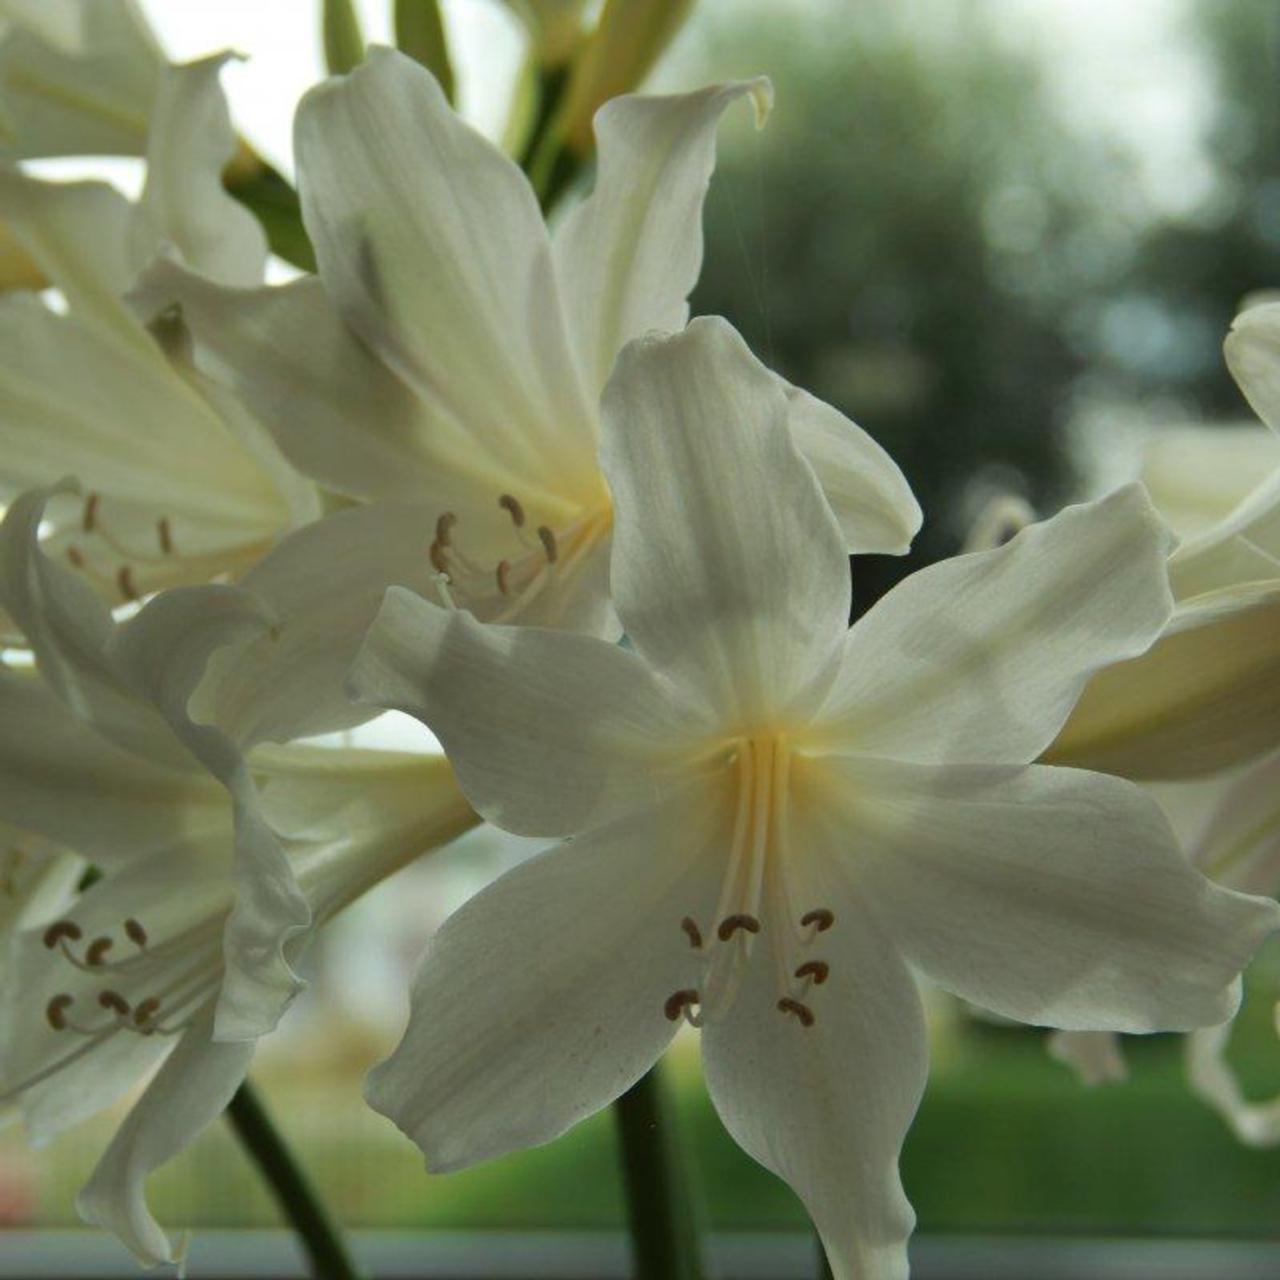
[1186,1020,1280,1147]
[1046,581,1280,780]
[784,384,921,556]
[295,47,596,488]
[350,585,696,836]
[131,55,267,286]
[1192,748,1280,895]
[816,485,1175,765]
[601,317,850,725]
[811,756,1279,1031]
[75,1007,254,1267]
[1225,302,1280,436]
[553,79,770,395]
[1046,1030,1127,1086]
[702,853,924,1280]
[364,783,727,1171]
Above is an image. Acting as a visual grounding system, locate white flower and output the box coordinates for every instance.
[1049,303,1280,779]
[349,317,1278,1279]
[0,486,478,1265]
[0,56,318,636]
[137,46,921,746]
[0,0,162,159]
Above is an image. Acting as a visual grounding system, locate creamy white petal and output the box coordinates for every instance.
[75,1006,254,1267]
[1046,1030,1127,1086]
[1046,581,1280,780]
[295,47,596,487]
[815,485,1174,765]
[1225,302,1280,436]
[702,855,924,1280]
[784,384,922,556]
[0,0,161,158]
[130,55,266,285]
[1186,1020,1280,1147]
[811,756,1279,1031]
[364,783,727,1171]
[602,317,850,724]
[553,80,770,394]
[350,585,696,836]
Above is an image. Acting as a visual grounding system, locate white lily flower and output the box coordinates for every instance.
[1049,303,1280,779]
[0,0,162,159]
[135,46,921,746]
[0,485,479,1264]
[0,823,83,996]
[349,318,1278,1279]
[0,55,319,635]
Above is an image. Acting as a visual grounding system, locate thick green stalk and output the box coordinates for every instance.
[612,1061,705,1280]
[225,1080,364,1280]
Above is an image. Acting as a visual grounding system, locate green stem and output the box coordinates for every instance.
[612,1061,704,1280]
[225,1080,364,1280]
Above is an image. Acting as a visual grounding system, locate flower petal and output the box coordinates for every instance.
[130,54,267,286]
[601,317,850,724]
[1191,747,1280,895]
[75,1006,254,1267]
[1225,301,1280,435]
[823,757,1279,1031]
[815,485,1174,765]
[350,584,695,836]
[701,854,924,1280]
[1186,1020,1280,1147]
[552,79,770,395]
[364,783,727,1171]
[1046,1030,1127,1086]
[784,383,922,556]
[1045,581,1280,779]
[295,47,596,487]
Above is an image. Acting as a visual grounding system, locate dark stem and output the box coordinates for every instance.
[225,1080,364,1280]
[613,1061,705,1280]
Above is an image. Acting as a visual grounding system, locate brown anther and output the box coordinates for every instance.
[496,559,511,596]
[537,525,559,564]
[98,990,130,1016]
[133,998,161,1026]
[776,996,816,1027]
[429,540,450,576]
[435,512,458,546]
[498,493,526,528]
[156,517,173,555]
[42,920,83,949]
[123,918,148,949]
[717,913,761,942]
[66,545,85,568]
[794,960,829,985]
[268,624,282,643]
[46,994,74,1030]
[82,492,99,532]
[85,937,114,967]
[663,989,700,1022]
[117,566,139,602]
[800,908,835,933]
[680,917,704,949]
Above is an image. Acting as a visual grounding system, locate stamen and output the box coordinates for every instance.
[800,909,834,933]
[133,998,161,1028]
[537,526,559,564]
[680,917,704,950]
[429,541,450,576]
[717,913,761,942]
[435,512,458,546]
[66,545,85,568]
[794,960,829,985]
[46,994,73,1030]
[496,559,511,596]
[156,517,173,555]
[498,494,526,528]
[123,918,148,949]
[776,996,816,1027]
[117,566,139,602]
[97,991,130,1016]
[663,989,701,1023]
[82,492,99,532]
[42,920,82,949]
[84,937,114,967]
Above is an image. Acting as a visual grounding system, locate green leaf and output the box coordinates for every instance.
[224,159,316,273]
[322,0,366,76]
[394,0,455,102]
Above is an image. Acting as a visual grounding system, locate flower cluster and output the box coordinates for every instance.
[1,4,1279,1278]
